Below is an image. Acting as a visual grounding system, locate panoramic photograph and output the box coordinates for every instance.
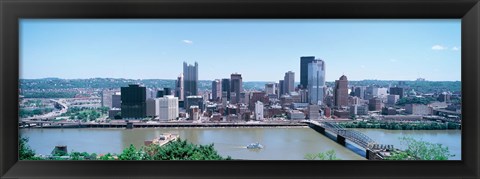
[19,19,461,160]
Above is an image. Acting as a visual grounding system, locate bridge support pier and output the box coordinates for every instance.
[336,135,346,146]
[126,122,134,129]
[366,149,371,160]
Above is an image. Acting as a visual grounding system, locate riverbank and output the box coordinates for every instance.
[20,121,308,129]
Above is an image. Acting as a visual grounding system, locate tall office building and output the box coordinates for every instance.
[175,73,184,101]
[308,59,326,105]
[279,80,285,96]
[212,79,222,102]
[146,98,159,117]
[300,56,316,89]
[183,62,198,98]
[334,75,349,108]
[390,87,405,99]
[230,73,243,104]
[221,78,231,101]
[121,84,147,119]
[158,95,179,121]
[354,86,365,99]
[284,71,295,94]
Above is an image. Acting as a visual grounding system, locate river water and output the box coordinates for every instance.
[19,127,460,160]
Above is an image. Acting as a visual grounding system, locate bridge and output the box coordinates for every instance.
[21,99,69,121]
[302,120,396,160]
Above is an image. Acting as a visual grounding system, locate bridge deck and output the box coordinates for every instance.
[307,121,378,149]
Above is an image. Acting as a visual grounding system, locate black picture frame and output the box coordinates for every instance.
[1,0,479,178]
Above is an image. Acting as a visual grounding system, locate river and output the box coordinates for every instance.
[19,127,461,160]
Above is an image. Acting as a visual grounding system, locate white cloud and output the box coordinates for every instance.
[182,40,193,44]
[451,46,460,51]
[431,45,448,50]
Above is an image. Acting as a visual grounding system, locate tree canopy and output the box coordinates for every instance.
[386,137,454,160]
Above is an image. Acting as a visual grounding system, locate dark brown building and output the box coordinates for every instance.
[369,97,382,111]
[249,91,268,111]
[230,73,243,104]
[334,75,349,109]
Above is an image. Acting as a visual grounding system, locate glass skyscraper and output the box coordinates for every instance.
[300,56,316,89]
[183,62,198,98]
[308,59,326,105]
[121,84,147,119]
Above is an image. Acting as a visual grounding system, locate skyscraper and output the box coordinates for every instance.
[183,62,198,98]
[300,56,316,89]
[121,84,147,119]
[230,73,243,104]
[334,75,349,108]
[212,79,222,102]
[279,80,285,96]
[284,71,295,94]
[221,78,231,101]
[308,59,326,105]
[390,87,405,99]
[354,86,365,99]
[175,73,184,101]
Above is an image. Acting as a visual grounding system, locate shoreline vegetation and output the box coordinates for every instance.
[20,137,231,161]
[21,120,461,130]
[336,120,461,130]
[304,137,454,160]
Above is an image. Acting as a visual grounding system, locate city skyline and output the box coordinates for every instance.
[20,19,461,81]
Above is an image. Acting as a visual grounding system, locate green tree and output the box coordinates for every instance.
[386,137,454,160]
[19,137,41,160]
[143,139,231,160]
[118,144,146,160]
[304,150,340,160]
[99,153,116,160]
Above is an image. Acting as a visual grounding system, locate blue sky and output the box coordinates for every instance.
[20,19,461,82]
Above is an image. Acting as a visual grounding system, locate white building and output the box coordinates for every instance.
[255,101,264,120]
[159,95,179,121]
[265,83,276,95]
[373,87,388,98]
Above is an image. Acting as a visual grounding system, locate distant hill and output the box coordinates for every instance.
[20,78,460,94]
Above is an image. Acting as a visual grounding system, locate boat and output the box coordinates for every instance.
[144,133,179,146]
[246,142,264,149]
